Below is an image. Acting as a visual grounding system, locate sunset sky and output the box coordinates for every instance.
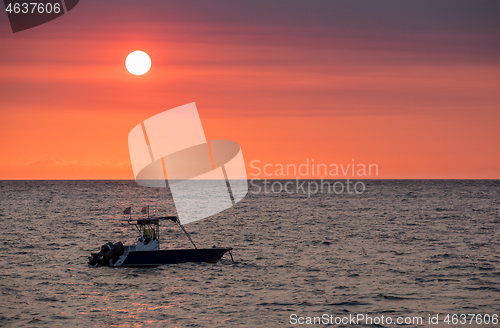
[0,0,499,179]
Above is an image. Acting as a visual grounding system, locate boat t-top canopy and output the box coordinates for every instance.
[131,216,178,225]
[126,214,197,249]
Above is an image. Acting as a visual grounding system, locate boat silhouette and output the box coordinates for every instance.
[88,213,233,267]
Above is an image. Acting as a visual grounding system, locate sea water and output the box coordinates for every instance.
[0,180,499,327]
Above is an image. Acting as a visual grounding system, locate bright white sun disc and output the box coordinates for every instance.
[126,51,151,75]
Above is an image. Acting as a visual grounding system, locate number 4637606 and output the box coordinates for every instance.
[5,2,61,14]
[443,314,498,325]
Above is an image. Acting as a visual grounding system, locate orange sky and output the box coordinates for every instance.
[0,0,499,179]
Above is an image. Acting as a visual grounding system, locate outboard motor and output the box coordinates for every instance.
[88,241,124,267]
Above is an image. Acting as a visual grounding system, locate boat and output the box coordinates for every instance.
[88,213,233,267]
[88,104,248,267]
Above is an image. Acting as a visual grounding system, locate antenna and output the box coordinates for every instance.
[174,218,197,249]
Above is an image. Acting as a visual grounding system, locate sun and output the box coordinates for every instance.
[125,51,151,75]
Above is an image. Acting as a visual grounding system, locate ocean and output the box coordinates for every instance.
[0,180,499,327]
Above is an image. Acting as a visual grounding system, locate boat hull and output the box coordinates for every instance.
[116,247,232,267]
